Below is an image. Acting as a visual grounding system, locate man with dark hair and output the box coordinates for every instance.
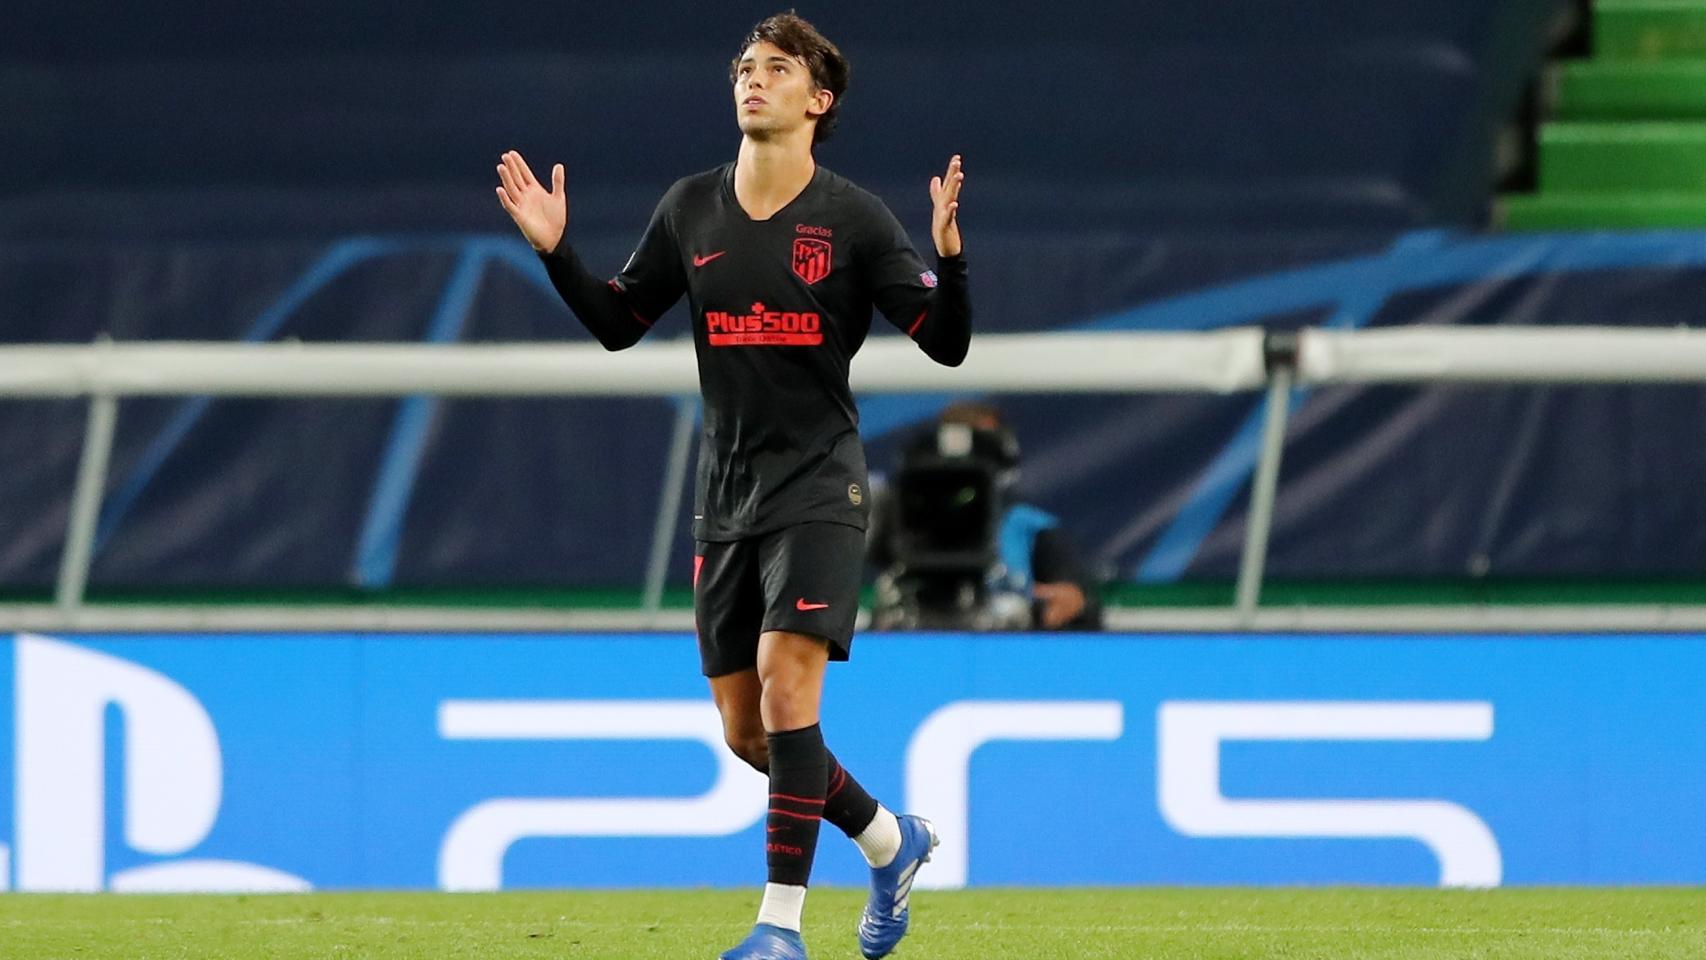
[495,11,969,960]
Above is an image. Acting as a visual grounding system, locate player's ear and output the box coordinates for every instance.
[807,88,833,119]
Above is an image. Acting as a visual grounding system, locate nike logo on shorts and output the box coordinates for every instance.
[693,251,727,267]
[796,599,830,611]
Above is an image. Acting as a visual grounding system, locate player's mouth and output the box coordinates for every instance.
[743,96,767,110]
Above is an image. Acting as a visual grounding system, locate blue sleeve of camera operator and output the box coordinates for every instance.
[999,504,1060,590]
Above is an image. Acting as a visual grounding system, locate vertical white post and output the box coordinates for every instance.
[1234,365,1293,625]
[642,396,698,623]
[56,394,120,616]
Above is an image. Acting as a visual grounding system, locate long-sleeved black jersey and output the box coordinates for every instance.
[540,163,971,541]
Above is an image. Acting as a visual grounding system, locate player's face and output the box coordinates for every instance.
[732,41,830,141]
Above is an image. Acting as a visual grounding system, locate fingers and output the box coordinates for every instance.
[930,156,964,215]
[939,154,964,205]
[496,160,521,199]
[497,152,530,198]
[495,185,519,216]
[507,150,538,187]
[552,163,564,196]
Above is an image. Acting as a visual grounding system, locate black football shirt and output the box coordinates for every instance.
[540,162,971,541]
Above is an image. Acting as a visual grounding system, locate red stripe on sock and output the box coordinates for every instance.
[826,767,848,799]
[769,792,826,805]
[768,808,823,822]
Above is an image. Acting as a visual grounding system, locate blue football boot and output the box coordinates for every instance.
[857,815,939,959]
[719,922,808,960]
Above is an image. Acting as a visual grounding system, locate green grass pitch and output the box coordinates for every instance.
[1,888,1701,958]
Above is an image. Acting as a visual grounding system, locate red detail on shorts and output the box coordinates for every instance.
[693,555,704,587]
[907,309,928,336]
[767,808,823,822]
[769,792,826,805]
[795,598,830,611]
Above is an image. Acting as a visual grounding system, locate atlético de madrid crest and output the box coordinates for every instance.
[791,238,832,285]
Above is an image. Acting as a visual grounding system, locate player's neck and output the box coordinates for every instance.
[733,134,816,221]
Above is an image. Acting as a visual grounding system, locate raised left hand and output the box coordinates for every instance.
[929,154,964,257]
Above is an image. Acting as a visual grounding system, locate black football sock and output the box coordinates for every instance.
[765,723,828,887]
[823,749,881,838]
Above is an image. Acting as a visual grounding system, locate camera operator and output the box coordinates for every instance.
[867,402,1102,631]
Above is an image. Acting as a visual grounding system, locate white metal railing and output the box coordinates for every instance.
[5,326,1706,631]
[0,331,1268,397]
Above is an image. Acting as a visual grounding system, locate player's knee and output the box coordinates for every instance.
[758,679,816,730]
[725,731,770,772]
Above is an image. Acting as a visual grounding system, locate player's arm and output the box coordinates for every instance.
[495,150,683,351]
[867,156,971,367]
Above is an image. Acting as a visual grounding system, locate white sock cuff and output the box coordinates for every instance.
[853,805,904,868]
[756,882,807,932]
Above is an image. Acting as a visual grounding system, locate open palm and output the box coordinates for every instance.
[495,150,567,253]
[929,154,964,257]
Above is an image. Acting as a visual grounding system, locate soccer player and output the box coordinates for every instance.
[494,12,970,960]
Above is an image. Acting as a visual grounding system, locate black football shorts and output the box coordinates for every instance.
[694,521,864,677]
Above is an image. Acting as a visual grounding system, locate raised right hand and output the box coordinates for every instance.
[495,150,567,253]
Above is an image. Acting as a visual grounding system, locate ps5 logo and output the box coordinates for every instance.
[437,700,770,891]
[903,699,1498,890]
[1157,700,1501,888]
[436,697,1500,891]
[0,633,1503,891]
[3,634,308,892]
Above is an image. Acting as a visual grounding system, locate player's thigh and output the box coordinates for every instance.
[695,538,766,678]
[755,521,863,661]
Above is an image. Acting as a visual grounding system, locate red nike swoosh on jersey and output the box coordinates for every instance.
[692,251,727,267]
[796,599,830,611]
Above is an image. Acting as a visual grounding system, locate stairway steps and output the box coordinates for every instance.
[1539,121,1706,191]
[1500,191,1706,228]
[1553,60,1706,118]
[1596,0,1706,61]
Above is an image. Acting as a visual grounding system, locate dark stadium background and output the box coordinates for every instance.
[9,0,1706,606]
